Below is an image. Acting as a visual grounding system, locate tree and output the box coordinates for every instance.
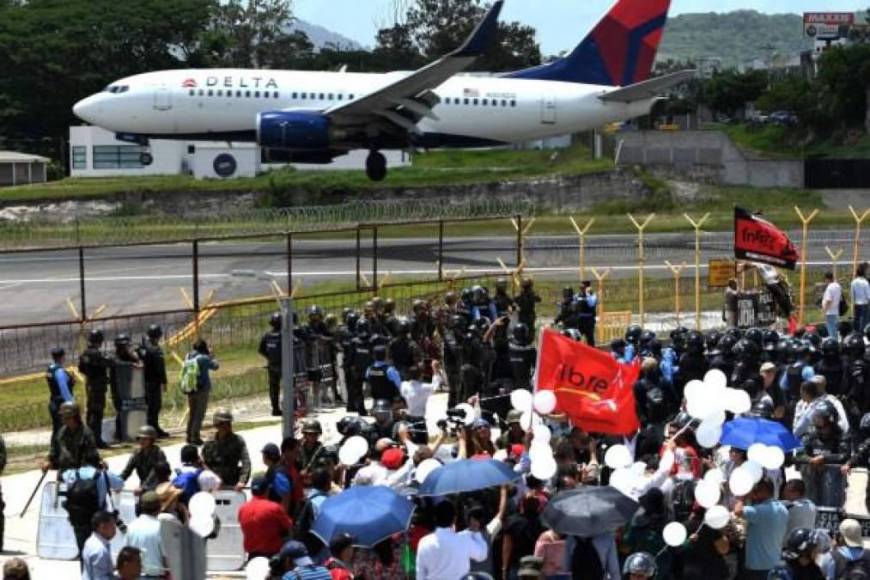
[815,43,870,132]
[376,0,541,72]
[205,0,300,69]
[703,69,768,117]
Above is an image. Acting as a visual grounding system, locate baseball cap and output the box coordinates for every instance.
[261,443,281,459]
[760,362,777,373]
[840,518,863,547]
[381,447,406,470]
[278,540,313,567]
[472,418,491,430]
[250,474,269,495]
[509,444,526,459]
[139,491,161,512]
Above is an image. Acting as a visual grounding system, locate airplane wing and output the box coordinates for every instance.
[323,0,504,134]
[598,70,697,103]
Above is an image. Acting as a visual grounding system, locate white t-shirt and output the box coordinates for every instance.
[823,281,842,316]
[400,375,441,417]
[852,277,870,306]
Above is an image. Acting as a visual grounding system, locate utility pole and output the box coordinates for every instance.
[280,297,295,439]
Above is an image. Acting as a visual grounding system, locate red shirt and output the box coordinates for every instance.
[238,495,293,556]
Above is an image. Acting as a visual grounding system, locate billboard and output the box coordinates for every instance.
[804,12,854,39]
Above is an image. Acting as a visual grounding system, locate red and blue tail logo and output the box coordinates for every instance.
[507,0,672,86]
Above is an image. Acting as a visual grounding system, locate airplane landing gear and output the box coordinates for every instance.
[365,150,387,182]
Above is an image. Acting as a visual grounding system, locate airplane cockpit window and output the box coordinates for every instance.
[103,85,130,94]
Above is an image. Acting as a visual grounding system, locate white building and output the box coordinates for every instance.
[69,125,410,180]
[0,151,49,186]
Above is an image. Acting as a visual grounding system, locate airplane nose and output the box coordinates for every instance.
[73,95,99,123]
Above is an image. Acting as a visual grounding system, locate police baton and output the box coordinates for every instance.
[21,469,49,519]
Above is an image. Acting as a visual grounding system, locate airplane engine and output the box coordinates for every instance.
[256,111,332,150]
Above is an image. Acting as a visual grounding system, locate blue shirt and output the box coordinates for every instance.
[576,293,598,317]
[283,565,332,580]
[744,499,789,571]
[81,532,114,580]
[661,348,678,385]
[366,362,401,389]
[52,365,74,402]
[61,466,124,509]
[192,353,219,390]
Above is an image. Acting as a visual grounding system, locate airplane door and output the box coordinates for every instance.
[541,96,557,124]
[153,88,172,111]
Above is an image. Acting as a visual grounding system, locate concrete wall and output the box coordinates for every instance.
[616,130,805,188]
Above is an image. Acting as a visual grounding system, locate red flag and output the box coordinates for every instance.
[734,207,798,270]
[535,329,641,435]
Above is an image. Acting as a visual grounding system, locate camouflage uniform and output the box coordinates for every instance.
[49,425,101,472]
[202,433,251,487]
[119,445,167,490]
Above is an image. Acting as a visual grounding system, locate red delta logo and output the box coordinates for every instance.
[182,78,198,88]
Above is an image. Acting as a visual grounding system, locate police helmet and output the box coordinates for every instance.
[640,330,657,346]
[307,305,323,320]
[724,327,743,340]
[671,411,697,431]
[622,552,657,576]
[371,296,384,310]
[301,419,322,435]
[396,319,411,336]
[782,528,816,561]
[521,277,534,289]
[324,314,338,329]
[647,339,663,358]
[705,330,722,351]
[137,425,158,440]
[146,324,163,340]
[717,334,738,356]
[114,334,132,348]
[372,399,392,416]
[355,318,371,336]
[337,416,363,437]
[670,326,688,341]
[838,321,853,339]
[449,315,467,332]
[512,322,530,345]
[383,298,396,313]
[812,400,838,424]
[372,344,387,360]
[745,327,763,346]
[611,338,627,352]
[345,312,360,333]
[412,299,427,312]
[625,325,643,344]
[341,307,354,321]
[495,278,508,290]
[763,330,780,350]
[845,333,866,357]
[562,329,582,342]
[87,329,105,345]
[561,286,574,298]
[51,347,65,359]
[59,401,80,418]
[269,312,282,329]
[212,409,233,425]
[822,337,841,357]
[736,338,760,359]
[750,398,775,419]
[461,288,473,301]
[805,330,822,349]
[686,331,704,350]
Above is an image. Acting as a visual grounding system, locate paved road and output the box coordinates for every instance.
[0,229,865,326]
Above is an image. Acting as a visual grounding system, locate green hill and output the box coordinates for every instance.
[659,11,813,68]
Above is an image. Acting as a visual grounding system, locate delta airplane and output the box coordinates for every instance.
[72,0,693,181]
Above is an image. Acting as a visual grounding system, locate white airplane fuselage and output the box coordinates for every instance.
[74,68,656,147]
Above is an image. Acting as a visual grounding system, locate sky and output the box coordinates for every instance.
[294,0,863,54]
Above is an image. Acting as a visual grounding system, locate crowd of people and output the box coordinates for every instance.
[25,268,870,580]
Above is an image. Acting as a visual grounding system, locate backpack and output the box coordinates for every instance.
[172,467,203,504]
[179,355,199,394]
[834,549,870,579]
[671,479,697,524]
[64,470,101,523]
[840,293,850,317]
[294,491,327,555]
[570,536,604,580]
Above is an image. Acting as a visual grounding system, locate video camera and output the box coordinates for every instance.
[437,407,469,436]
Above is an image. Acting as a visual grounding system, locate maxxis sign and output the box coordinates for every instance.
[804,12,854,39]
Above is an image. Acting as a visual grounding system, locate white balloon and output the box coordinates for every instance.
[694,480,722,509]
[415,458,442,484]
[703,408,727,428]
[687,395,720,420]
[724,389,752,415]
[190,515,215,538]
[704,369,728,390]
[346,435,370,458]
[761,446,786,470]
[189,492,216,518]
[608,467,635,496]
[246,557,271,580]
[743,461,764,484]
[696,420,722,449]
[533,390,558,415]
[519,410,533,431]
[747,443,768,465]
[529,442,551,463]
[197,470,221,493]
[683,380,705,404]
[510,389,534,413]
[729,466,755,496]
[663,522,688,547]
[530,457,557,480]
[532,424,552,444]
[604,444,633,469]
[704,469,725,486]
[339,443,362,466]
[704,505,731,530]
[456,403,477,426]
[630,461,647,477]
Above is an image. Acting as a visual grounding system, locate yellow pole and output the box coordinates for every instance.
[684,213,710,331]
[628,214,655,327]
[795,207,821,326]
[850,206,870,275]
[825,247,844,281]
[511,217,536,266]
[591,267,611,316]
[666,261,687,327]
[569,217,595,283]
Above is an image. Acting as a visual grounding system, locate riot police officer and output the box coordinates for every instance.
[47,347,76,441]
[140,325,169,437]
[258,313,284,416]
[493,278,515,317]
[845,333,870,415]
[575,281,598,346]
[120,425,167,491]
[675,331,708,397]
[302,305,332,410]
[508,323,536,391]
[554,287,578,330]
[818,337,847,398]
[78,330,111,448]
[109,334,141,442]
[514,277,541,331]
[201,409,251,490]
[443,315,466,408]
[388,319,423,381]
[366,345,401,403]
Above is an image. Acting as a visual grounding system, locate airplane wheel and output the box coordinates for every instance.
[140,152,154,166]
[366,151,387,182]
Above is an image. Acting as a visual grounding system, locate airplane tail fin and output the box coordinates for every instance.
[506,0,672,86]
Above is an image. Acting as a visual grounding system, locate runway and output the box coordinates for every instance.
[0,228,865,326]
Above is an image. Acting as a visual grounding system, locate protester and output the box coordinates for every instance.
[852,263,870,334]
[124,492,166,579]
[81,511,117,580]
[114,546,143,580]
[734,478,790,579]
[324,533,356,580]
[1,558,29,580]
[184,339,219,445]
[238,474,294,560]
[416,501,487,580]
[821,272,843,340]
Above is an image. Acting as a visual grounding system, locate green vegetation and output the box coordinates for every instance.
[719,124,870,160]
[659,11,811,69]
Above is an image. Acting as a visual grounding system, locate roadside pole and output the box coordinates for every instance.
[280,297,295,439]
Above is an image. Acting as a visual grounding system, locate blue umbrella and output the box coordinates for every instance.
[721,416,802,452]
[418,458,521,496]
[311,486,415,548]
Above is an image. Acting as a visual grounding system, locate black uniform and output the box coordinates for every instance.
[140,340,168,434]
[508,341,536,391]
[575,289,597,346]
[366,363,400,402]
[554,298,578,330]
[493,289,515,318]
[78,346,110,445]
[388,335,423,381]
[347,336,371,415]
[443,326,464,408]
[514,288,541,331]
[259,329,283,414]
[109,352,140,442]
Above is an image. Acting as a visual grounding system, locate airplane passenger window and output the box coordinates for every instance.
[207,90,213,97]
[198,90,204,97]
[511,100,517,107]
[464,98,469,105]
[245,91,251,97]
[328,93,334,100]
[319,93,325,100]
[292,92,298,99]
[349,94,355,99]
[482,99,488,106]
[273,92,279,98]
[473,99,479,106]
[189,90,195,97]
[338,94,343,100]
[501,100,507,107]
[217,90,223,97]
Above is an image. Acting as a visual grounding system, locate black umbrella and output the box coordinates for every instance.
[541,486,639,537]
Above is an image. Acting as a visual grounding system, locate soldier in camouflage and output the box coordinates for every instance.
[43,402,101,473]
[120,425,167,492]
[202,410,251,491]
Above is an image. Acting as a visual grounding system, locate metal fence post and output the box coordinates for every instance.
[438,220,444,282]
[516,214,523,268]
[280,297,295,439]
[355,227,362,291]
[192,240,200,313]
[286,232,293,294]
[78,246,87,322]
[373,226,379,292]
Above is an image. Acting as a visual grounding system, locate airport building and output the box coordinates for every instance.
[68,125,410,180]
[0,150,49,186]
